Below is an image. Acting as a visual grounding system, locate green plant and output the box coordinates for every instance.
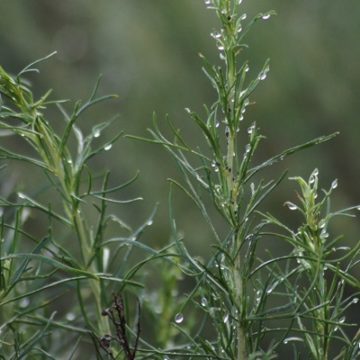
[0,0,359,359]
[130,0,360,359]
[0,55,153,358]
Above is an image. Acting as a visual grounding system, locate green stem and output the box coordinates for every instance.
[314,249,328,360]
[223,5,248,356]
[74,212,110,336]
[38,122,111,337]
[234,235,247,360]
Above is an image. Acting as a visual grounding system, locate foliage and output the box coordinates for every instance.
[0,0,359,359]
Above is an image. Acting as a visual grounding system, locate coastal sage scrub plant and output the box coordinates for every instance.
[0,55,159,358]
[131,0,360,359]
[0,0,360,359]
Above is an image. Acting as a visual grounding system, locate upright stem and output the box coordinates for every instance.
[74,212,111,336]
[224,6,248,357]
[314,248,328,360]
[38,125,111,337]
[233,233,247,360]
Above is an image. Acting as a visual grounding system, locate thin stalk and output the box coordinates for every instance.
[222,1,248,357]
[21,93,110,337]
[73,211,110,336]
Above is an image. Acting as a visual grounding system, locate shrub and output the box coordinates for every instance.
[0,0,359,359]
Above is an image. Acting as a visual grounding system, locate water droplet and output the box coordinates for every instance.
[211,32,221,39]
[262,13,271,20]
[93,129,101,138]
[67,159,72,165]
[244,64,250,73]
[66,312,76,321]
[331,179,338,189]
[285,202,297,211]
[18,192,26,199]
[238,0,243,4]
[215,122,220,128]
[247,125,254,135]
[223,314,229,323]
[20,297,30,308]
[217,45,225,51]
[146,219,153,226]
[175,313,184,324]
[129,236,136,242]
[104,144,112,151]
[240,13,247,20]
[321,229,329,239]
[352,297,359,304]
[357,206,360,211]
[245,144,251,153]
[214,167,219,173]
[259,73,267,81]
[258,64,270,81]
[319,220,326,229]
[201,297,208,307]
[339,316,346,324]
[184,107,191,114]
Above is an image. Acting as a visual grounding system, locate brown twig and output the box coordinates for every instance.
[99,294,141,360]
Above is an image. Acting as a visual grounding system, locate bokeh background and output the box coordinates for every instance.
[0,0,359,356]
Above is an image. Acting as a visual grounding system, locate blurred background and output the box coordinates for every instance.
[0,0,359,356]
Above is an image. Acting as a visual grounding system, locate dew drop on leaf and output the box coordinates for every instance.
[18,192,26,199]
[331,179,338,189]
[285,202,297,211]
[175,312,184,324]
